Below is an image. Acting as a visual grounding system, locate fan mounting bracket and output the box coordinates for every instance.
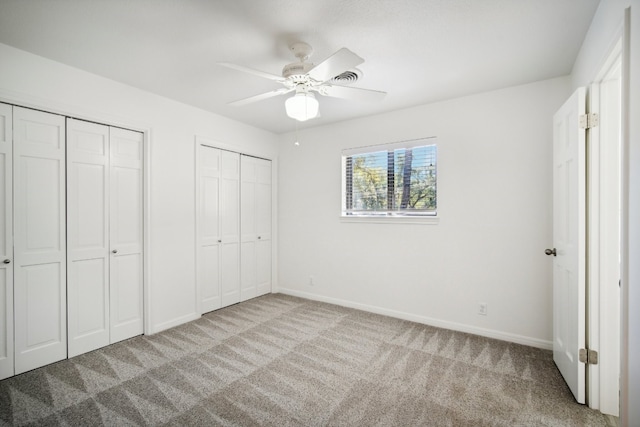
[289,42,313,61]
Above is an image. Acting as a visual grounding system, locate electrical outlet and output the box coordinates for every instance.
[309,275,315,286]
[478,303,487,316]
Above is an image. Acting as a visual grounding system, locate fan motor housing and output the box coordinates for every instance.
[282,62,314,78]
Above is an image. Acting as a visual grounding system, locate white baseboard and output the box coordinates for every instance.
[277,288,552,350]
[150,312,201,335]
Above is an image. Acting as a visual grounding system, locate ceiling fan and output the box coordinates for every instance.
[220,42,386,122]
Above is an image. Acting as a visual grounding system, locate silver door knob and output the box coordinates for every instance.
[217,239,222,243]
[257,236,261,240]
[545,248,557,256]
[112,249,118,254]
[3,259,9,264]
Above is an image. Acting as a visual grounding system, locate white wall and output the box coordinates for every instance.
[570,1,639,423]
[572,0,630,89]
[0,43,279,334]
[277,77,570,348]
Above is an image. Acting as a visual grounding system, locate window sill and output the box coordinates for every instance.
[339,215,440,225]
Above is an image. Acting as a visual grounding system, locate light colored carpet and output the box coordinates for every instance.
[0,293,613,426]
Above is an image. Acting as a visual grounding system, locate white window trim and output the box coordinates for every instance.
[339,215,440,225]
[342,137,437,156]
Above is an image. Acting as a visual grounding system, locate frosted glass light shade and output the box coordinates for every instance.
[285,92,319,121]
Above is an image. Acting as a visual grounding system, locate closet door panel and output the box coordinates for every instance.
[256,240,272,296]
[200,245,220,311]
[198,146,221,312]
[220,242,240,307]
[23,264,63,343]
[21,158,63,256]
[219,151,240,307]
[13,107,66,374]
[73,259,107,332]
[0,272,10,380]
[256,159,272,241]
[112,167,142,250]
[240,157,256,238]
[220,151,240,243]
[240,241,256,301]
[240,156,257,301]
[110,128,143,343]
[110,252,142,338]
[255,158,272,296]
[0,104,12,380]
[67,119,110,357]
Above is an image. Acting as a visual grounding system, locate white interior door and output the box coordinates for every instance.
[552,87,586,404]
[13,106,67,374]
[67,119,110,357]
[220,150,240,308]
[109,127,144,343]
[198,145,222,313]
[0,103,13,380]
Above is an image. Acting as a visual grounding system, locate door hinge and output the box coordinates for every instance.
[579,113,599,129]
[579,348,598,365]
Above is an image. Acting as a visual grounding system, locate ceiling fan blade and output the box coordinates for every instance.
[318,85,386,102]
[228,87,293,107]
[307,48,364,83]
[219,62,284,82]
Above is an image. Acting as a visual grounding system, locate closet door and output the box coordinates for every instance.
[0,104,13,380]
[13,107,66,374]
[240,156,272,301]
[219,151,240,308]
[67,119,110,357]
[198,146,222,312]
[255,158,272,296]
[110,127,144,343]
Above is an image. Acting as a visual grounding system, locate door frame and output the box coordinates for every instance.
[0,92,152,336]
[586,39,622,415]
[194,136,277,316]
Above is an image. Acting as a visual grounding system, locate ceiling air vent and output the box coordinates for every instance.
[329,68,362,85]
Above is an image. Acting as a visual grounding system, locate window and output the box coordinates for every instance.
[342,138,437,217]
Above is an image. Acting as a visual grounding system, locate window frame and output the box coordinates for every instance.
[341,137,439,224]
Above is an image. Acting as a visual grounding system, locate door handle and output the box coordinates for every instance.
[545,248,557,256]
[3,259,9,264]
[257,236,261,240]
[112,249,118,254]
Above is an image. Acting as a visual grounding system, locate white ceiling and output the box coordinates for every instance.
[0,0,600,134]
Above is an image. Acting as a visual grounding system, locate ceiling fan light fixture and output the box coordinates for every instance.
[285,92,319,121]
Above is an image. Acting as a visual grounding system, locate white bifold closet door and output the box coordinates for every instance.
[0,104,13,380]
[198,146,240,312]
[13,107,67,375]
[67,119,143,358]
[240,156,272,301]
